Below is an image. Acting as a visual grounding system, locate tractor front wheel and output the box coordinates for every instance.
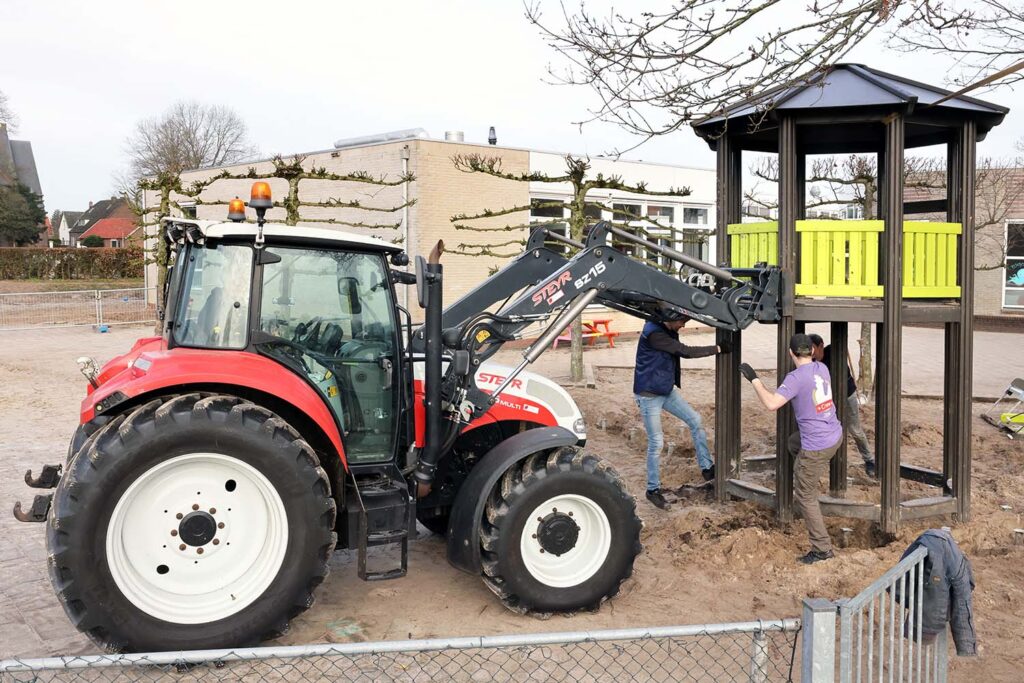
[47,393,336,652]
[480,447,641,612]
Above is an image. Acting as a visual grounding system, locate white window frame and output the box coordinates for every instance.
[110,239,120,248]
[1003,219,1024,310]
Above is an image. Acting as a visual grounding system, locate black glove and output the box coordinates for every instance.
[739,363,758,382]
[717,340,732,355]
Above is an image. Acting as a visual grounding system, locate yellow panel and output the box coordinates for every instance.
[849,231,863,287]
[797,283,884,297]
[831,231,846,286]
[936,234,948,288]
[816,231,830,286]
[865,228,880,286]
[924,233,936,287]
[903,233,913,287]
[903,221,962,235]
[947,235,958,286]
[800,233,813,286]
[769,233,778,266]
[797,219,885,233]
[903,286,961,298]
[914,232,927,287]
[728,221,779,235]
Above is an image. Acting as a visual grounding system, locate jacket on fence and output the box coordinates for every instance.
[898,528,977,656]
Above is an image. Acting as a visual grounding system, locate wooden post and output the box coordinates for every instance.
[715,135,743,502]
[829,321,849,497]
[943,134,961,490]
[950,121,977,522]
[776,115,799,522]
[877,113,905,535]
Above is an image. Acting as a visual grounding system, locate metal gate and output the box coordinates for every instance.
[0,288,157,330]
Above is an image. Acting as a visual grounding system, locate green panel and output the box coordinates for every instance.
[727,221,779,235]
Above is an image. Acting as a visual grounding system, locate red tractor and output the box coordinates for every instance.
[16,184,780,652]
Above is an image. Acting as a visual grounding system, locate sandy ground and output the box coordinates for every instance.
[1,325,1023,681]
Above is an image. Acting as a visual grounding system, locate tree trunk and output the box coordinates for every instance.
[857,177,876,399]
[570,317,584,382]
[858,322,873,398]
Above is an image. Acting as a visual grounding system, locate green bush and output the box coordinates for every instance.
[0,247,144,279]
[81,235,105,248]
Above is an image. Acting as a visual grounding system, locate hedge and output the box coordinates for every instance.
[0,247,144,280]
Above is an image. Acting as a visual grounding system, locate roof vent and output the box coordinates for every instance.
[333,128,429,150]
[444,131,465,142]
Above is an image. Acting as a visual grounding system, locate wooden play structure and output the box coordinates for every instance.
[692,64,1009,534]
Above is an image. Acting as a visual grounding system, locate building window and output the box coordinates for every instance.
[181,204,198,219]
[683,207,709,225]
[531,198,568,253]
[110,239,120,248]
[1005,221,1024,309]
[647,205,675,224]
[612,203,641,221]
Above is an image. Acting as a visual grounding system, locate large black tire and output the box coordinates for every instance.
[48,393,336,652]
[479,447,642,612]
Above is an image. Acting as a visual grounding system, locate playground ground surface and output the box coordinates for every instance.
[0,324,1021,680]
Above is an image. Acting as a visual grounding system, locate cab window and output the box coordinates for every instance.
[173,244,253,349]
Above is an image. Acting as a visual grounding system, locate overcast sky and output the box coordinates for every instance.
[3,0,1022,212]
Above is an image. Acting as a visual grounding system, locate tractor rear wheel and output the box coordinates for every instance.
[47,393,336,652]
[479,447,641,612]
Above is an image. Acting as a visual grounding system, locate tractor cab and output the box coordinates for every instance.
[163,218,409,467]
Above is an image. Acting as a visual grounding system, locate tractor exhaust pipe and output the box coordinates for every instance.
[415,241,445,495]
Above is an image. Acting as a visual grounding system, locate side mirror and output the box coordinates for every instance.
[338,276,362,314]
[415,255,428,308]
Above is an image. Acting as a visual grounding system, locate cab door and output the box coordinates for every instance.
[257,246,401,464]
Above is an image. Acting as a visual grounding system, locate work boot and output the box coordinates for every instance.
[646,489,671,510]
[701,465,715,482]
[798,549,835,565]
[864,460,877,478]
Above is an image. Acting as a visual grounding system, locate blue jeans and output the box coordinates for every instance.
[635,390,713,491]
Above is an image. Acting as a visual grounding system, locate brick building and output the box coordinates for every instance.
[145,129,716,333]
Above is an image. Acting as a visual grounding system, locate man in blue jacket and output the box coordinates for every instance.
[634,311,727,510]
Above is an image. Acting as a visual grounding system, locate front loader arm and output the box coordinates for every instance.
[441,221,780,421]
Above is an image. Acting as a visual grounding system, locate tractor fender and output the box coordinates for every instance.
[80,347,347,467]
[445,425,579,574]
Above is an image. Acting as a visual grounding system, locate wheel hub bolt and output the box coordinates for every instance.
[197,548,204,555]
[209,508,216,514]
[170,530,178,536]
[192,504,199,511]
[218,522,225,529]
[176,513,183,520]
[212,539,220,545]
[179,544,186,551]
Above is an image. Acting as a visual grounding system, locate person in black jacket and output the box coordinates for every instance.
[633,311,727,510]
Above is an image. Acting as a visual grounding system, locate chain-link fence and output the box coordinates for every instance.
[0,288,158,330]
[0,620,801,682]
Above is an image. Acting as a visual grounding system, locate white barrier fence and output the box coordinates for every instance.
[0,288,158,331]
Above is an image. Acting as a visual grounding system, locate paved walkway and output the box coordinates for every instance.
[502,324,1021,398]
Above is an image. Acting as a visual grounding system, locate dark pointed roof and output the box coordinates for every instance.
[693,63,1008,153]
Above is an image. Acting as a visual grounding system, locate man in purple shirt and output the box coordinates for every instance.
[738,333,843,564]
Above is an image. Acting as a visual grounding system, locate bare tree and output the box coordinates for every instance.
[451,153,691,381]
[0,89,17,134]
[525,1,1020,152]
[891,1,1024,89]
[126,101,258,181]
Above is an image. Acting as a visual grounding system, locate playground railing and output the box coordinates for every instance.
[726,221,962,299]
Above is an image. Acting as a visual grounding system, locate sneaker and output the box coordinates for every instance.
[646,489,671,510]
[864,460,877,478]
[798,549,835,565]
[701,465,716,482]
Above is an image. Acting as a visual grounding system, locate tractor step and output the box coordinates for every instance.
[13,493,52,523]
[24,464,62,489]
[346,474,414,582]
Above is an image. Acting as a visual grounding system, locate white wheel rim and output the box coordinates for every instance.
[105,453,288,624]
[519,494,611,588]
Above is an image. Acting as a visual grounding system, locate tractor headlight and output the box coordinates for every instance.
[573,417,587,436]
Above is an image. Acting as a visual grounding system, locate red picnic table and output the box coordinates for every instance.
[552,319,620,349]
